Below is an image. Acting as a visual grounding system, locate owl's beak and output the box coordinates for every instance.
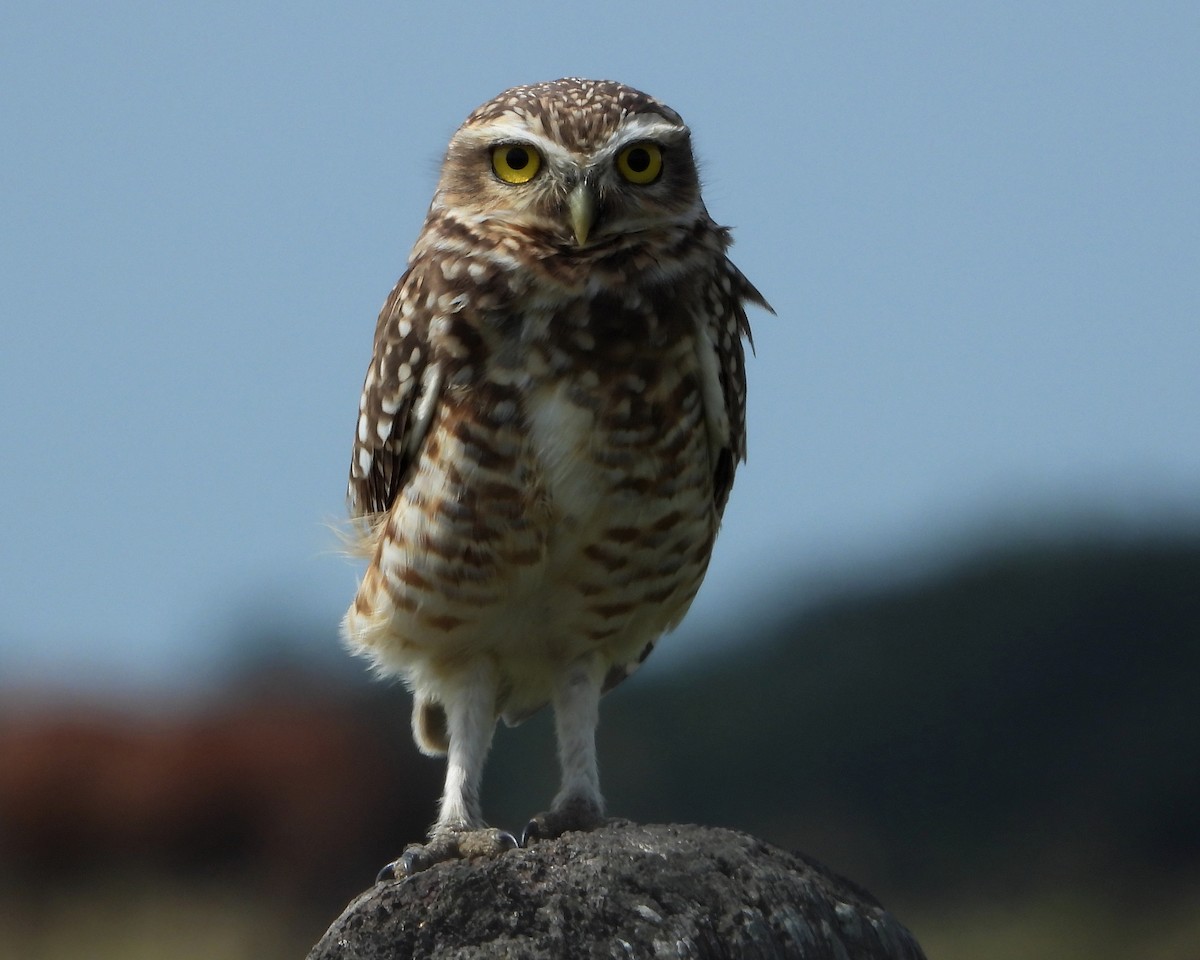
[567,184,595,247]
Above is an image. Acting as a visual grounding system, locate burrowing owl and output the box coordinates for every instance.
[343,78,770,876]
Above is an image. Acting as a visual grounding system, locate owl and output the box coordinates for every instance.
[343,78,770,877]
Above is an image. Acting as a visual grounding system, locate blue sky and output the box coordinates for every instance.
[2,1,1197,694]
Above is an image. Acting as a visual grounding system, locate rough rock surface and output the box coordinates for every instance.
[307,821,926,959]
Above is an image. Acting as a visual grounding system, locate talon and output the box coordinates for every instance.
[520,819,541,847]
[521,801,605,844]
[400,847,431,876]
[391,827,514,874]
[375,860,399,884]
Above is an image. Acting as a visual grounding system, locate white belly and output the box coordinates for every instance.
[344,366,716,720]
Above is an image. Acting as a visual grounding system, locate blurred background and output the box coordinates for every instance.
[2,2,1198,958]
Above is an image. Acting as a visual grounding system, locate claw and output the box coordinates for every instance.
[381,828,515,878]
[521,801,605,846]
[520,819,541,848]
[375,860,399,884]
[376,845,430,881]
[400,848,430,876]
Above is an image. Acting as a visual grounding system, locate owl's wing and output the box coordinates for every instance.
[347,268,444,519]
[701,261,773,513]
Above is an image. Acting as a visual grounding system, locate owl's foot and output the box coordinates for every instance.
[521,797,606,847]
[376,827,518,881]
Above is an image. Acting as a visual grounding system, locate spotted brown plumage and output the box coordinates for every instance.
[342,78,770,876]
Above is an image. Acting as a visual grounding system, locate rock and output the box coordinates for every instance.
[307,821,926,959]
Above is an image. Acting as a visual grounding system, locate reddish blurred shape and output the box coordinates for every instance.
[0,688,436,900]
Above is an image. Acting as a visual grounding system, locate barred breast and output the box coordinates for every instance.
[343,281,721,726]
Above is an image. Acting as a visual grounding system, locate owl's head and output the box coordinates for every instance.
[430,79,703,252]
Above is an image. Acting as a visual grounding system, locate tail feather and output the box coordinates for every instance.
[412,697,449,756]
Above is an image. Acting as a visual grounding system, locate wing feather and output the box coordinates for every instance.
[699,259,772,513]
[347,268,441,519]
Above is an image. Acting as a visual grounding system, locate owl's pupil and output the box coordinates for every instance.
[627,148,650,173]
[506,148,529,170]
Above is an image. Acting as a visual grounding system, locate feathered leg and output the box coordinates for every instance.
[380,661,516,878]
[523,653,607,844]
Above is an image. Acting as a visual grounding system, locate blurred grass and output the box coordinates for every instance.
[1,876,1198,959]
[897,880,1200,960]
[0,877,314,960]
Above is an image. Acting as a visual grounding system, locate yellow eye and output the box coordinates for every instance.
[616,142,663,184]
[491,144,541,184]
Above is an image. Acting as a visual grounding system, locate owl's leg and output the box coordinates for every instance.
[380,661,516,879]
[522,653,607,845]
